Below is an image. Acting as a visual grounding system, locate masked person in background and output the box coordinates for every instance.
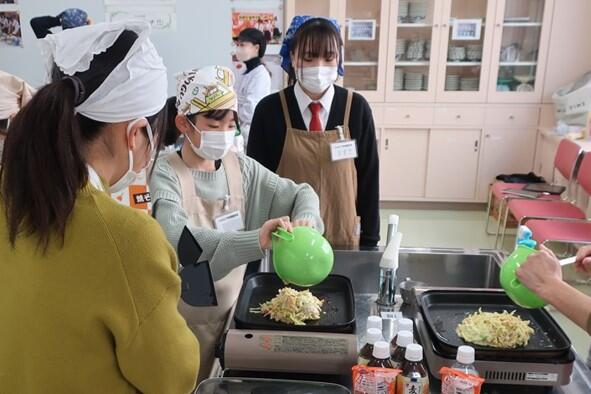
[149,65,323,383]
[0,22,199,393]
[247,16,380,248]
[234,28,271,152]
[0,70,35,159]
[30,7,92,39]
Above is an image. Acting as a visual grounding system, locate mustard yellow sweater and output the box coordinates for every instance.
[0,184,199,393]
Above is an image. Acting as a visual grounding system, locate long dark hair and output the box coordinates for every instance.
[288,18,343,86]
[0,29,164,250]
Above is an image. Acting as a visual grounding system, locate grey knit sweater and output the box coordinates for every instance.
[149,152,323,280]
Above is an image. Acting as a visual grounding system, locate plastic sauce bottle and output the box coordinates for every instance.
[367,341,395,369]
[367,315,383,332]
[390,330,414,368]
[396,344,429,394]
[358,328,384,365]
[453,346,479,376]
[391,318,413,355]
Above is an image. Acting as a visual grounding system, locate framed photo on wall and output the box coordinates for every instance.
[451,19,482,41]
[347,19,376,41]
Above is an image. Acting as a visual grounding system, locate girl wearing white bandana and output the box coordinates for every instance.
[150,65,324,383]
[0,22,199,393]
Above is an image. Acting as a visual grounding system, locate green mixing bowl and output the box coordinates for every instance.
[500,245,547,309]
[272,227,334,287]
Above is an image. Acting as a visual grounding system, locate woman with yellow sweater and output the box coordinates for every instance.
[0,22,199,393]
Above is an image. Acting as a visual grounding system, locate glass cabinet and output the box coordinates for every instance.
[435,0,496,102]
[488,0,554,102]
[386,0,441,102]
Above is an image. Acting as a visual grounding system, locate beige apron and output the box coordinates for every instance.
[276,89,359,247]
[166,151,246,383]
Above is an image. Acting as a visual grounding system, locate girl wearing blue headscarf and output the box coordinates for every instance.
[30,8,91,39]
[247,16,380,248]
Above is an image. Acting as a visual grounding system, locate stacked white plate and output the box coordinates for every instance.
[396,39,407,60]
[409,1,428,23]
[466,45,483,61]
[460,77,479,91]
[404,72,424,91]
[445,74,460,91]
[394,68,405,90]
[398,1,410,22]
[406,39,425,61]
[448,46,466,61]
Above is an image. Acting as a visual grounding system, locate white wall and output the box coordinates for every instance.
[0,0,234,95]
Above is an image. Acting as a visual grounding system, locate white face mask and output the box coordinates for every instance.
[235,46,257,62]
[186,117,235,161]
[109,118,154,194]
[298,66,338,95]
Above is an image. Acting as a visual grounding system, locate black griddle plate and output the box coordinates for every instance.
[233,273,355,333]
[419,290,571,359]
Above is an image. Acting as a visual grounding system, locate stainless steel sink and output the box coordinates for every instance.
[262,247,505,293]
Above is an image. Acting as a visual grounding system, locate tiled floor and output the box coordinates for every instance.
[379,205,591,359]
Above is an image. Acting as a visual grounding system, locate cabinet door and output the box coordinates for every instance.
[477,127,537,200]
[426,129,481,199]
[285,0,339,20]
[385,0,444,103]
[487,0,555,103]
[435,0,496,103]
[380,129,429,199]
[341,0,390,102]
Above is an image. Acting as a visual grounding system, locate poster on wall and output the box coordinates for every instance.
[0,1,18,4]
[0,11,22,47]
[231,9,283,45]
[105,1,177,31]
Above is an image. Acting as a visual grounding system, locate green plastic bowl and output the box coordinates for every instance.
[272,227,334,287]
[500,245,547,309]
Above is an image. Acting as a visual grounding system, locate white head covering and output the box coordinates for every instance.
[0,70,35,119]
[176,65,237,116]
[39,21,167,123]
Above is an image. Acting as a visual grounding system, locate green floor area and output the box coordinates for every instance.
[379,205,591,359]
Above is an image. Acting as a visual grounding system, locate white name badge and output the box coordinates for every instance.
[330,140,358,162]
[214,210,245,232]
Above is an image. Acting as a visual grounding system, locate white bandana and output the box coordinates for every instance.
[39,21,167,122]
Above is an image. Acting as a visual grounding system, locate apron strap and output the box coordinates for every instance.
[343,90,353,138]
[165,152,198,205]
[279,90,293,129]
[221,151,245,213]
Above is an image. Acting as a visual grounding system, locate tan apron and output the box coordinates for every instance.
[166,151,246,383]
[276,89,359,247]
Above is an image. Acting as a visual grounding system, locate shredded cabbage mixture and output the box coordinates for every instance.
[257,287,324,325]
[456,308,534,349]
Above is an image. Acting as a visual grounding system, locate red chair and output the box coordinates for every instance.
[486,139,583,236]
[525,153,591,245]
[499,151,591,248]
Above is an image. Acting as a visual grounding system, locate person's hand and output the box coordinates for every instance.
[259,216,291,250]
[516,245,562,298]
[292,218,314,228]
[575,245,591,275]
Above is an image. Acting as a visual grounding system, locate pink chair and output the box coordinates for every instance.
[525,154,591,245]
[487,139,583,236]
[499,151,591,248]
[493,139,584,248]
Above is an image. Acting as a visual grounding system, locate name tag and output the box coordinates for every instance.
[330,140,358,161]
[214,210,245,232]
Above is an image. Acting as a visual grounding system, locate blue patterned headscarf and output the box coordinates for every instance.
[280,15,344,76]
[59,8,88,30]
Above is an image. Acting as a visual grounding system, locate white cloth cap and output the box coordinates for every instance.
[39,21,167,123]
[0,70,35,119]
[176,65,237,116]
